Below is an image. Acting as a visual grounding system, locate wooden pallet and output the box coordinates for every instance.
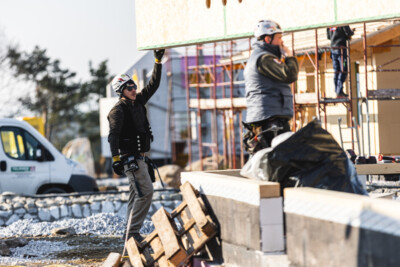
[126,181,218,267]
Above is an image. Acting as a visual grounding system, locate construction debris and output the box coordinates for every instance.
[105,181,218,267]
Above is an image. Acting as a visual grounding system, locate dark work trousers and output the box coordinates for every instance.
[124,158,153,236]
[331,48,348,95]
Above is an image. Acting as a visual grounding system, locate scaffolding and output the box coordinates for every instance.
[180,19,400,171]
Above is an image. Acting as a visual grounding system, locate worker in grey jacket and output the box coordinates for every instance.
[244,20,299,154]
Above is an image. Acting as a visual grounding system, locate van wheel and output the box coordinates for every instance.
[42,187,68,194]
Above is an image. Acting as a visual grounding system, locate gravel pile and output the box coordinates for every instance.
[0,212,154,238]
[0,212,156,265]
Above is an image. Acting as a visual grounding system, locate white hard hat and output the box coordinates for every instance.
[111,73,134,97]
[254,20,283,39]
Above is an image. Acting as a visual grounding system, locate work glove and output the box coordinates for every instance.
[154,49,165,63]
[112,156,124,175]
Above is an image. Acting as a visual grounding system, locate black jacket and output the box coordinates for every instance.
[327,26,354,48]
[108,63,162,157]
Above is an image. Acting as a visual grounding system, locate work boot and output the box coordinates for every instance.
[336,92,348,98]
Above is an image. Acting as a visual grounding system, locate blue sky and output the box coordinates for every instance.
[0,0,145,81]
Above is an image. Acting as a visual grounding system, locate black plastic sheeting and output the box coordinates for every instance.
[266,120,368,195]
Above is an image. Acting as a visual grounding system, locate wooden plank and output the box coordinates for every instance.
[356,163,400,175]
[170,201,187,218]
[180,182,209,229]
[179,209,199,254]
[150,236,169,267]
[351,24,400,52]
[295,93,318,104]
[367,89,400,99]
[189,98,246,110]
[152,207,187,265]
[181,171,281,206]
[102,252,121,267]
[126,237,144,267]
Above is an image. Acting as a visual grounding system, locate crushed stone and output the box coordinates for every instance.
[0,240,74,265]
[0,212,154,238]
[0,212,155,265]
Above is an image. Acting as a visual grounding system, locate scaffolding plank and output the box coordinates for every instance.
[152,207,187,265]
[189,98,246,110]
[356,163,400,175]
[295,93,318,104]
[368,89,400,99]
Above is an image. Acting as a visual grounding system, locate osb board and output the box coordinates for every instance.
[135,0,400,50]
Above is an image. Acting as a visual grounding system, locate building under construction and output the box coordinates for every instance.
[109,1,400,266]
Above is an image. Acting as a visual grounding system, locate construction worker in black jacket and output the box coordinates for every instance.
[327,25,354,98]
[108,49,165,243]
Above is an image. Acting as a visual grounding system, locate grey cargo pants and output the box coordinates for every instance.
[124,158,153,235]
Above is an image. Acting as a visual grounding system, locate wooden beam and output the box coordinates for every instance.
[152,207,187,265]
[294,93,318,104]
[356,163,400,175]
[351,24,400,52]
[181,170,281,204]
[126,238,144,267]
[189,97,246,110]
[367,89,400,99]
[102,252,122,267]
[180,182,216,235]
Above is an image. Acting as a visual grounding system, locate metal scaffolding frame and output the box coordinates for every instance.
[180,20,400,170]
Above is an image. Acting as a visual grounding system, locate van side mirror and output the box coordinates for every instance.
[36,145,45,162]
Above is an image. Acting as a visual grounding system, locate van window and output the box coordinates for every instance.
[1,127,41,161]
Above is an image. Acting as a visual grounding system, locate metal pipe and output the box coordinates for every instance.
[355,61,365,157]
[352,116,361,156]
[363,22,368,99]
[184,47,192,170]
[213,42,219,169]
[338,117,344,148]
[291,31,297,131]
[315,29,322,123]
[195,45,204,170]
[230,40,237,168]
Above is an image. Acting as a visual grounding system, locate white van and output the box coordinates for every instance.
[0,118,98,195]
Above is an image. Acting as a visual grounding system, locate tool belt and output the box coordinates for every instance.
[121,154,156,183]
[242,117,291,155]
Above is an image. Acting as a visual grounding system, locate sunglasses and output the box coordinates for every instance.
[125,83,137,91]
